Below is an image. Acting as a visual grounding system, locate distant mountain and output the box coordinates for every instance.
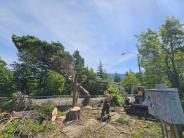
[107,73,125,80]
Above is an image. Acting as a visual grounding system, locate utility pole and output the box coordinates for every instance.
[137,53,143,83]
[122,51,142,80]
[137,54,142,75]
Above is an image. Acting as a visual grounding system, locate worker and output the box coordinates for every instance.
[100,90,113,120]
[135,87,144,103]
[137,89,143,96]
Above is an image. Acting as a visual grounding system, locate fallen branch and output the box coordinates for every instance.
[13,110,38,118]
[110,121,131,135]
[0,116,18,132]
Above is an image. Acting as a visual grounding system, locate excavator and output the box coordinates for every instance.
[98,81,148,115]
[103,82,148,116]
[101,82,149,117]
[124,86,149,116]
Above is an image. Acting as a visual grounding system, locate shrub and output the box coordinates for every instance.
[0,98,14,112]
[34,101,56,115]
[104,85,124,107]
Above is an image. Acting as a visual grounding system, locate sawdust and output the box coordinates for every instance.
[59,107,161,138]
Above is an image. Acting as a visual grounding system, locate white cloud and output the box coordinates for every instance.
[0,0,184,73]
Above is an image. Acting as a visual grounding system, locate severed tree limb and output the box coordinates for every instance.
[78,85,91,107]
[0,116,18,132]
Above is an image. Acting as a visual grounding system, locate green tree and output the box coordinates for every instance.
[13,53,67,96]
[42,70,65,96]
[97,61,103,79]
[13,62,33,95]
[97,61,108,80]
[12,35,73,95]
[12,52,49,95]
[11,34,111,96]
[114,72,121,83]
[73,50,85,83]
[136,17,184,95]
[160,17,184,91]
[82,67,108,95]
[136,29,166,88]
[0,57,15,96]
[12,35,74,81]
[121,70,140,93]
[72,51,108,95]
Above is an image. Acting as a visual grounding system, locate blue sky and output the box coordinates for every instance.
[0,0,184,73]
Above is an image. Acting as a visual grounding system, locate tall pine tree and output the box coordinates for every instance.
[114,72,121,83]
[73,50,85,83]
[97,61,108,80]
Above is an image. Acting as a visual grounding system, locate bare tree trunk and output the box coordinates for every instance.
[170,41,180,91]
[78,85,90,107]
[72,75,77,107]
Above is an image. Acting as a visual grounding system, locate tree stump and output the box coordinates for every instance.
[64,106,81,122]
[82,94,90,107]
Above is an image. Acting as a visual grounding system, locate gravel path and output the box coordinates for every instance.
[31,97,102,106]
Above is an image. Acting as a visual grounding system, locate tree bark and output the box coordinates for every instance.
[64,106,81,122]
[78,85,90,107]
[72,75,78,107]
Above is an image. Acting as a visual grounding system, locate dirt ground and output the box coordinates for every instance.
[0,105,161,138]
[53,106,161,138]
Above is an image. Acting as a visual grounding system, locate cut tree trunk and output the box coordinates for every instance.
[78,85,90,107]
[81,95,90,107]
[64,106,81,122]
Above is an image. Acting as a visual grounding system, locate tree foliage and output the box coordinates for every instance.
[114,72,121,83]
[11,35,74,95]
[97,61,108,80]
[0,57,15,96]
[121,70,140,93]
[43,70,65,96]
[9,35,108,96]
[12,35,74,80]
[159,17,184,90]
[104,85,124,107]
[73,50,85,83]
[136,29,166,88]
[136,17,184,95]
